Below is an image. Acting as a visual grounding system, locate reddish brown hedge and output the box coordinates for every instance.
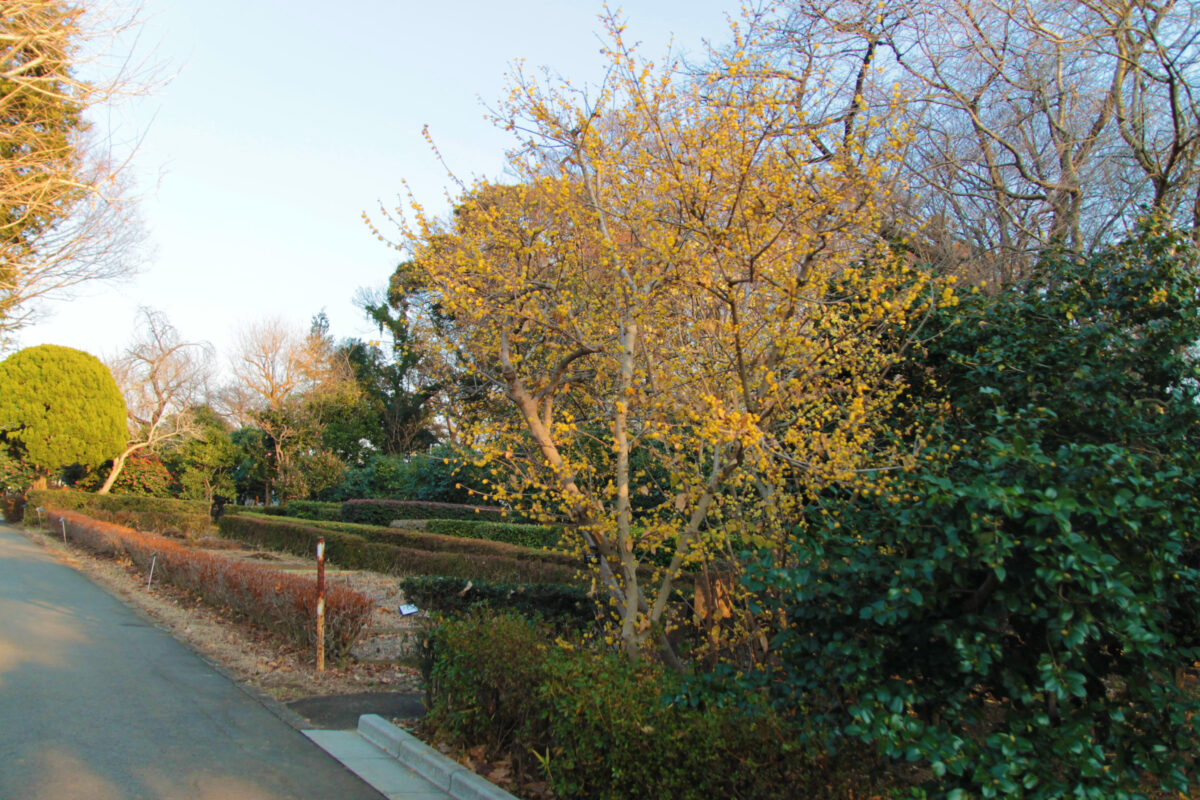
[46,509,373,659]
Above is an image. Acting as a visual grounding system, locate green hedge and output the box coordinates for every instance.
[341,499,507,526]
[29,489,212,536]
[219,514,583,585]
[400,576,599,628]
[231,512,577,565]
[422,518,561,548]
[29,489,207,516]
[422,615,874,800]
[285,500,341,521]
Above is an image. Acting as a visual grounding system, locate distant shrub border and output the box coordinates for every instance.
[420,519,561,549]
[230,512,577,565]
[28,489,212,536]
[285,500,341,521]
[341,499,508,526]
[219,514,583,585]
[46,509,372,658]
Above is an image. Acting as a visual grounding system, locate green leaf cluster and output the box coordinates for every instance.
[743,218,1200,798]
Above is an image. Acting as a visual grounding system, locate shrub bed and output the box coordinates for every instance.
[29,489,212,536]
[227,513,577,566]
[219,514,583,585]
[400,576,599,628]
[47,509,372,658]
[341,499,507,526]
[422,614,874,800]
[421,519,561,549]
[285,500,341,521]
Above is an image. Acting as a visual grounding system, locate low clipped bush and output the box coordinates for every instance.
[285,500,341,521]
[422,614,868,800]
[47,509,373,658]
[400,576,599,628]
[29,489,212,536]
[219,514,582,585]
[341,499,507,526]
[422,519,561,549]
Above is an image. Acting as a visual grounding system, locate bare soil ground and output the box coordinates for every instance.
[18,524,428,703]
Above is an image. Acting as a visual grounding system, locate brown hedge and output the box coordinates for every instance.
[47,509,373,659]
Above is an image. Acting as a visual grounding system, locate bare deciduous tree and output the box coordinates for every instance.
[0,1,150,340]
[740,0,1200,283]
[98,307,212,493]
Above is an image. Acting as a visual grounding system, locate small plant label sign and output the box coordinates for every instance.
[398,604,419,616]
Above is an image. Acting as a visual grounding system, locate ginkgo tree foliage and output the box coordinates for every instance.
[380,17,952,662]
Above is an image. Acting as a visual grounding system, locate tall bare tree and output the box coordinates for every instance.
[98,307,212,494]
[738,0,1200,283]
[1,1,149,339]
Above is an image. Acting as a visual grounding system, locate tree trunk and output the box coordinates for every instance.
[97,445,138,495]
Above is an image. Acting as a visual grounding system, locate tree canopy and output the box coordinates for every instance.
[0,343,126,484]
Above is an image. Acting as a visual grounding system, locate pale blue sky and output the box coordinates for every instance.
[21,0,738,369]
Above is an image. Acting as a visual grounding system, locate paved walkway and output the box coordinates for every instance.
[0,522,443,800]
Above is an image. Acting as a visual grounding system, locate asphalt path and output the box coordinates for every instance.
[0,523,385,800]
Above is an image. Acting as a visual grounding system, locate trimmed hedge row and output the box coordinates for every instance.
[341,499,507,526]
[29,489,212,536]
[29,489,207,516]
[400,575,599,628]
[420,518,562,549]
[286,500,341,521]
[232,513,577,565]
[47,509,373,658]
[219,514,584,585]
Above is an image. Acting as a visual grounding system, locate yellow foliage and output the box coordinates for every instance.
[379,11,949,664]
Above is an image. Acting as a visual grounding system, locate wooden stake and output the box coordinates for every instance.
[316,537,326,674]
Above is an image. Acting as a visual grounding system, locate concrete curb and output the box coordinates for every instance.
[358,714,520,800]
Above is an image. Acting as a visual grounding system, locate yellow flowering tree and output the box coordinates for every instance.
[382,17,948,662]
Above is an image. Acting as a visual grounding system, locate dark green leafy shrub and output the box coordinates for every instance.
[400,575,598,628]
[77,453,175,497]
[342,498,507,525]
[423,614,871,799]
[746,219,1200,799]
[324,446,490,504]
